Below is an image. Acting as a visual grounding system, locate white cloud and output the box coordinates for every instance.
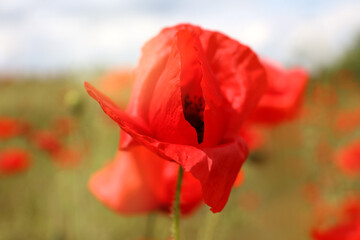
[282,1,360,69]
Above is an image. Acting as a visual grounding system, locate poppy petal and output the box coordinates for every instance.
[191,137,248,212]
[200,31,268,133]
[146,30,200,146]
[125,27,180,120]
[89,147,165,214]
[177,29,229,147]
[89,146,204,215]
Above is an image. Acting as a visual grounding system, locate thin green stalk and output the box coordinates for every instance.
[172,166,184,240]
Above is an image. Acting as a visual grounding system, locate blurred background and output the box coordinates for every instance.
[1,0,360,239]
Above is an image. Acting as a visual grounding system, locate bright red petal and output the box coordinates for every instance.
[120,28,181,148]
[89,146,203,215]
[89,147,165,214]
[147,30,199,146]
[177,29,230,147]
[191,137,248,212]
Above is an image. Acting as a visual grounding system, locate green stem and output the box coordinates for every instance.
[172,165,184,240]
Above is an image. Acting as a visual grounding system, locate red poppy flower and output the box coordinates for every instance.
[0,117,30,139]
[0,148,31,175]
[336,141,360,177]
[31,130,62,155]
[90,146,203,215]
[312,197,360,240]
[250,59,308,125]
[85,24,267,212]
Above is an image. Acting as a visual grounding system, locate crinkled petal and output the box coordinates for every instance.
[120,25,198,148]
[89,146,203,215]
[199,30,268,133]
[190,137,248,212]
[177,29,230,147]
[147,31,199,146]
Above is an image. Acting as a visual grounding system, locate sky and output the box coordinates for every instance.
[0,0,360,74]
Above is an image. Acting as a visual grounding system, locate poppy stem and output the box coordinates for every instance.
[172,165,184,240]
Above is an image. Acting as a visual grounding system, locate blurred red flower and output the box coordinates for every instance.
[98,69,133,108]
[335,108,360,133]
[85,24,267,212]
[302,183,321,204]
[53,117,77,137]
[336,141,360,177]
[0,148,31,175]
[311,84,338,107]
[250,59,308,125]
[31,130,62,155]
[312,197,360,240]
[52,148,83,167]
[0,117,30,139]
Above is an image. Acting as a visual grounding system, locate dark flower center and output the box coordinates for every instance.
[183,94,205,144]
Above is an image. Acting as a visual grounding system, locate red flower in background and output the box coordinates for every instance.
[336,141,360,177]
[52,148,83,167]
[31,130,62,155]
[85,24,267,212]
[53,117,77,137]
[90,146,203,215]
[335,108,360,133]
[0,117,30,139]
[98,69,133,108]
[312,197,360,240]
[0,148,31,175]
[250,59,308,125]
